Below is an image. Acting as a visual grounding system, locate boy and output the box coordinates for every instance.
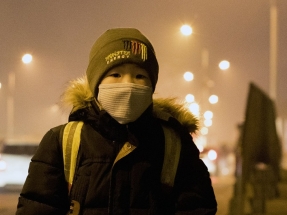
[16,28,217,215]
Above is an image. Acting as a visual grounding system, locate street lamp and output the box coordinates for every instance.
[200,127,208,135]
[22,54,33,64]
[7,54,33,140]
[204,110,213,119]
[180,24,193,36]
[183,71,194,81]
[185,94,195,103]
[180,24,230,148]
[219,60,230,70]
[209,95,218,104]
[188,102,200,116]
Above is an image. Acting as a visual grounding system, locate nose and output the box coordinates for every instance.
[122,74,134,83]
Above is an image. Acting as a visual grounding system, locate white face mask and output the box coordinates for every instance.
[98,83,153,124]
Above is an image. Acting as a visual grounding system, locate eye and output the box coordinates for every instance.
[109,73,121,78]
[136,74,148,79]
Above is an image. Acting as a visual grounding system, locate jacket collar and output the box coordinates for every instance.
[69,100,155,142]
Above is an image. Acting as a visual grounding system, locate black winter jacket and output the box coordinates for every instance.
[16,77,217,215]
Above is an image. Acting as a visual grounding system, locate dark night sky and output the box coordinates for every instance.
[0,0,286,148]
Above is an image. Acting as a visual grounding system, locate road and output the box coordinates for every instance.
[0,189,20,215]
[0,175,235,215]
[212,175,235,215]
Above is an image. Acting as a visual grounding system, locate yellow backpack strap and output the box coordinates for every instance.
[61,120,180,193]
[62,121,84,194]
[161,124,182,187]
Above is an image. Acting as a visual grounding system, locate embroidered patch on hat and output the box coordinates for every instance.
[105,40,147,65]
[105,50,131,64]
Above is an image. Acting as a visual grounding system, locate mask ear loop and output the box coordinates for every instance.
[94,83,104,110]
[94,97,104,111]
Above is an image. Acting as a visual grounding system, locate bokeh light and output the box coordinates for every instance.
[204,111,213,120]
[219,60,230,70]
[183,71,194,81]
[180,24,193,36]
[204,119,212,127]
[200,127,209,135]
[22,54,33,64]
[188,102,199,116]
[208,150,217,160]
[185,94,195,103]
[209,95,218,104]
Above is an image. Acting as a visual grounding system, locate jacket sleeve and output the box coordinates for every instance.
[172,120,217,215]
[16,125,70,215]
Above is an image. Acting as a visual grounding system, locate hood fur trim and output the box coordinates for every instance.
[153,97,199,133]
[61,76,199,133]
[61,76,94,112]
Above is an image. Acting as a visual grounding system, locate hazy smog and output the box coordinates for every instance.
[0,1,287,148]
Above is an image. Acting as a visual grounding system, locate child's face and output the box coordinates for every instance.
[100,63,152,87]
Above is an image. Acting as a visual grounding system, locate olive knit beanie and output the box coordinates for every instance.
[86,28,159,96]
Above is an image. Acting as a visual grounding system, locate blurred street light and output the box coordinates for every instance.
[207,149,217,160]
[7,54,33,140]
[196,143,204,152]
[188,102,200,116]
[183,71,194,81]
[204,110,213,120]
[204,119,212,127]
[180,24,192,36]
[209,95,218,104]
[200,127,209,135]
[219,60,230,70]
[50,104,60,113]
[180,24,230,149]
[22,54,33,64]
[185,94,195,103]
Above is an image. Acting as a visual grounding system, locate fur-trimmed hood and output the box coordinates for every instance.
[61,76,199,133]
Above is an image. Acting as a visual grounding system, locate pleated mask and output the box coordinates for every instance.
[98,83,152,124]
